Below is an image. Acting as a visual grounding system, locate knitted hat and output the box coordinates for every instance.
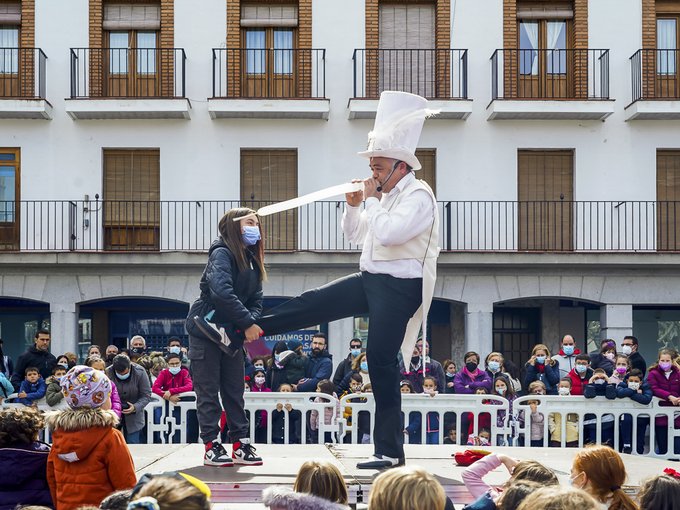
[60,365,112,409]
[287,339,302,352]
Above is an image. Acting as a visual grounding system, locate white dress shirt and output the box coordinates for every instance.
[341,172,435,279]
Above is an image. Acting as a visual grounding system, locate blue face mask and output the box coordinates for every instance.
[360,361,368,372]
[169,346,181,355]
[563,345,575,356]
[351,349,361,357]
[116,371,130,380]
[536,356,546,365]
[488,361,500,372]
[169,366,181,376]
[242,225,261,246]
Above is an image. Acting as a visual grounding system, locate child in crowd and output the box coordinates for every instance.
[152,352,194,443]
[443,426,457,444]
[127,473,211,510]
[583,368,616,446]
[493,375,522,446]
[526,380,547,446]
[46,365,136,510]
[45,365,68,409]
[310,379,339,443]
[465,387,491,444]
[17,367,47,406]
[567,354,593,395]
[401,379,422,444]
[272,383,302,444]
[461,453,558,510]
[264,461,350,509]
[369,467,448,510]
[98,489,132,510]
[616,368,652,454]
[340,373,364,443]
[637,474,680,510]
[569,445,638,510]
[467,428,491,446]
[516,486,600,510]
[0,407,53,509]
[249,369,271,443]
[609,355,630,385]
[86,356,122,419]
[549,378,579,447]
[422,376,440,444]
[443,359,457,394]
[495,481,543,510]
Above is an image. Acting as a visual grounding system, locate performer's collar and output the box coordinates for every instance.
[387,170,415,196]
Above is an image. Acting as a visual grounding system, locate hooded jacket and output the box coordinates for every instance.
[10,345,57,390]
[297,350,333,392]
[45,408,136,510]
[0,442,52,510]
[262,486,349,510]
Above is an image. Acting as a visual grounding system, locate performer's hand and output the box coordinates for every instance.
[363,177,382,200]
[245,324,264,342]
[345,179,364,206]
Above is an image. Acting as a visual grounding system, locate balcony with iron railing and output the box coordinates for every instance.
[0,47,50,119]
[626,49,680,120]
[209,48,328,120]
[348,48,471,120]
[65,47,189,120]
[3,199,680,254]
[488,48,613,120]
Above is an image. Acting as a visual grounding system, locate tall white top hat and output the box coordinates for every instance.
[357,91,437,171]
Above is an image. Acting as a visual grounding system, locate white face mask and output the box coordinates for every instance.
[558,387,571,396]
[628,382,640,391]
[621,345,633,355]
[254,376,266,385]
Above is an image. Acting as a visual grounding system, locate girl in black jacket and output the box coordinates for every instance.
[187,207,266,467]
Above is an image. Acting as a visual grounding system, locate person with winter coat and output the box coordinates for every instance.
[10,330,56,391]
[45,365,68,409]
[17,367,47,406]
[105,355,152,443]
[0,370,14,403]
[46,365,136,510]
[583,369,616,446]
[332,338,363,391]
[588,339,617,377]
[566,354,593,396]
[283,339,309,385]
[647,348,680,455]
[0,406,53,510]
[272,383,302,444]
[86,356,123,419]
[454,351,493,394]
[152,353,193,398]
[185,207,265,467]
[295,333,333,392]
[338,352,370,394]
[310,379,339,443]
[615,368,652,454]
[552,334,581,378]
[524,344,561,395]
[484,352,521,394]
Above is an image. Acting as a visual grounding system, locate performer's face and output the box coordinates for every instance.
[369,157,402,193]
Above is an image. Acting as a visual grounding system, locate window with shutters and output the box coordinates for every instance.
[518,149,573,251]
[655,2,680,97]
[240,149,297,251]
[0,2,20,97]
[657,150,680,251]
[103,149,160,251]
[415,148,436,195]
[0,147,19,250]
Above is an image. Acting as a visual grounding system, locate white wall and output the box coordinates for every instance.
[6,0,677,208]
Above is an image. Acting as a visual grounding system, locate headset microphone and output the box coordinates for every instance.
[376,161,400,193]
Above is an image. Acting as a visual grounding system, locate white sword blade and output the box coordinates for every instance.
[257,182,364,217]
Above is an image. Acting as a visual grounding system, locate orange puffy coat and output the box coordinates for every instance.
[45,408,136,510]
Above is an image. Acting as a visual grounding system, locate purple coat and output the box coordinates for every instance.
[0,442,53,510]
[453,369,492,394]
[647,365,680,427]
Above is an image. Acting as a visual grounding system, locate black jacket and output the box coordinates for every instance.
[332,355,354,390]
[629,351,647,375]
[188,238,263,331]
[10,346,57,391]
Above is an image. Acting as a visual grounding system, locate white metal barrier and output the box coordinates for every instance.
[6,390,680,458]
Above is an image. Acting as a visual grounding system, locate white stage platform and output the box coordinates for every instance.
[130,444,674,509]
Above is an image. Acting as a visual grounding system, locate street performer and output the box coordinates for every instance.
[257,91,440,469]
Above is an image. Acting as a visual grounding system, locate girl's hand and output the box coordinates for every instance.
[245,324,264,342]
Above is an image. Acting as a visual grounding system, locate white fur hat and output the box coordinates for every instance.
[357,91,437,170]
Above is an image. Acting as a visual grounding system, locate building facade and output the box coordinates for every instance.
[2,0,680,370]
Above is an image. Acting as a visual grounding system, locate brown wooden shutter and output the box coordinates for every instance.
[657,150,680,250]
[518,150,573,251]
[0,2,20,24]
[415,148,436,196]
[103,149,160,250]
[240,149,297,251]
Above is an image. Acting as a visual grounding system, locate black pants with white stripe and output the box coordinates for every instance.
[258,271,422,459]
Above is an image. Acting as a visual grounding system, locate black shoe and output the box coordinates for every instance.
[192,316,241,355]
[622,446,632,455]
[232,439,263,465]
[356,454,405,469]
[204,442,234,467]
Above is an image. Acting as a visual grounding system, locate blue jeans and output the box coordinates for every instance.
[125,429,143,444]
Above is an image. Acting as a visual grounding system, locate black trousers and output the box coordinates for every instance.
[258,271,422,459]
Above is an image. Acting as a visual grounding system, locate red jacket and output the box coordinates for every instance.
[45,409,136,510]
[152,367,193,397]
[567,367,593,396]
